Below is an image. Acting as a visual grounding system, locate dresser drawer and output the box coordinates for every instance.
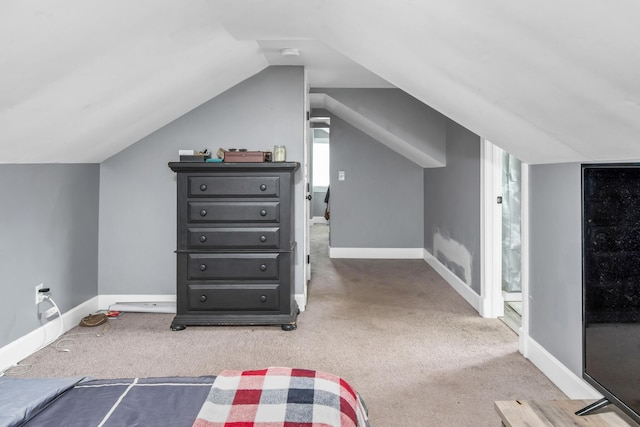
[187,253,280,280]
[188,201,280,223]
[188,176,280,198]
[188,227,280,249]
[187,284,280,311]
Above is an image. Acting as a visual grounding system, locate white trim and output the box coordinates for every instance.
[502,291,522,302]
[480,140,504,318]
[329,247,423,259]
[303,70,311,289]
[311,216,328,225]
[97,294,176,311]
[480,139,490,317]
[423,249,481,312]
[295,293,306,312]
[1,292,306,372]
[100,292,308,315]
[0,296,99,372]
[525,335,602,399]
[520,163,531,356]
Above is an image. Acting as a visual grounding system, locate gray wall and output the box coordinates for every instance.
[529,162,582,375]
[0,164,99,347]
[98,66,306,295]
[0,72,586,387]
[423,120,481,293]
[329,115,424,248]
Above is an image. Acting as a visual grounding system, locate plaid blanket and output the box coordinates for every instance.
[192,367,369,427]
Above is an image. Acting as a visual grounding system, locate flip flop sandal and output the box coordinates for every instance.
[79,313,108,327]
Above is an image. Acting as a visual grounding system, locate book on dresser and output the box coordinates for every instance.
[168,161,300,331]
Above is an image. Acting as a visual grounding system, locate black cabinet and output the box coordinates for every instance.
[168,162,300,331]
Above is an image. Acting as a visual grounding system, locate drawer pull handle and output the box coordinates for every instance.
[200,264,207,271]
[200,209,207,217]
[260,264,267,272]
[200,184,207,191]
[260,209,267,217]
[200,295,207,302]
[259,235,267,243]
[260,184,267,191]
[260,295,267,302]
[199,235,207,243]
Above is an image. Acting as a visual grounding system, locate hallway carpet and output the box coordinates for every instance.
[14,224,564,426]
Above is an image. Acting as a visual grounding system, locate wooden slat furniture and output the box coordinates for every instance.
[495,400,639,427]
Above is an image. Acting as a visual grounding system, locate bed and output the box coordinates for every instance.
[1,367,369,427]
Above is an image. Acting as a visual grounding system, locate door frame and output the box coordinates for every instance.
[520,162,530,356]
[300,70,311,310]
[480,139,504,318]
[480,139,530,355]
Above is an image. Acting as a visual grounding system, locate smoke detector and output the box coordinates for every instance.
[280,48,301,57]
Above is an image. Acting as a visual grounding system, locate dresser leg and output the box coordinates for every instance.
[281,323,297,331]
[171,324,186,331]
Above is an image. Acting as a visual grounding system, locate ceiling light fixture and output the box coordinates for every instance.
[280,48,300,57]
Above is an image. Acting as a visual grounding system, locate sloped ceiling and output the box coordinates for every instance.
[0,2,268,163]
[311,91,447,168]
[2,1,640,164]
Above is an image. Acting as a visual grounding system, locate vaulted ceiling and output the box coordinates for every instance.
[2,1,639,164]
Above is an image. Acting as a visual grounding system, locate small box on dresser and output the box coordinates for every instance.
[168,161,300,331]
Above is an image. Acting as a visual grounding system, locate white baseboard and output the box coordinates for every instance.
[329,247,423,259]
[98,294,176,311]
[421,249,598,400]
[100,293,308,314]
[0,296,99,372]
[423,249,481,312]
[3,293,594,408]
[311,216,328,225]
[525,335,602,399]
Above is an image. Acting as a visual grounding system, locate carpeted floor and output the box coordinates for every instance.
[12,224,565,426]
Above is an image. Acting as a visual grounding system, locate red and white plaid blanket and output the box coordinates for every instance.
[192,367,369,427]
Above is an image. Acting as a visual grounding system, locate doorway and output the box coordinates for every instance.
[481,140,526,337]
[309,123,331,279]
[500,150,523,333]
[311,125,330,224]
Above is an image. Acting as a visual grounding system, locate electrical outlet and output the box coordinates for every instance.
[35,283,44,305]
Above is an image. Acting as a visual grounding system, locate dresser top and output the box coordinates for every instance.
[168,161,300,173]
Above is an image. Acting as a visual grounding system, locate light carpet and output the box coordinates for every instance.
[13,224,565,426]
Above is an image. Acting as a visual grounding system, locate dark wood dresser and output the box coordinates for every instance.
[168,161,300,331]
